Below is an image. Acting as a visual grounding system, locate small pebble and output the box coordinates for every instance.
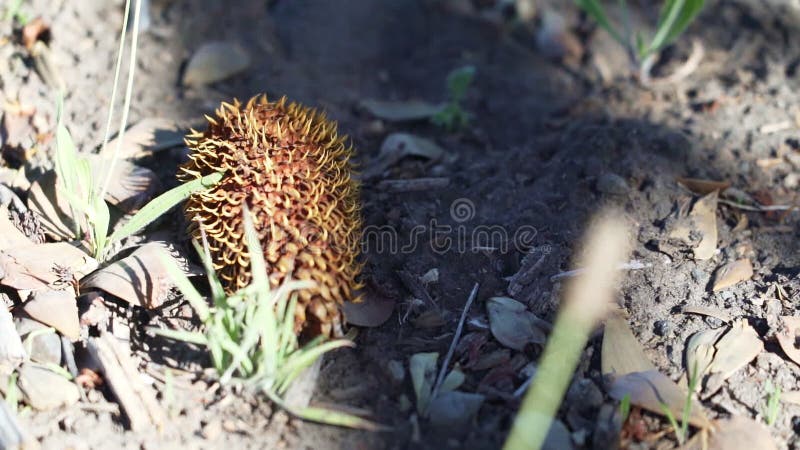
[596,173,629,196]
[654,320,672,337]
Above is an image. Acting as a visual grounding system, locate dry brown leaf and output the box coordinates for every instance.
[669,191,718,260]
[704,320,763,394]
[86,155,160,213]
[342,289,395,327]
[685,327,727,390]
[0,242,97,291]
[682,305,731,323]
[23,289,80,340]
[360,99,443,122]
[26,170,82,241]
[676,177,731,195]
[486,296,546,351]
[601,312,656,376]
[80,242,189,309]
[711,259,753,291]
[705,416,776,450]
[690,191,718,260]
[21,17,50,50]
[103,118,186,159]
[608,370,712,429]
[776,316,800,367]
[182,41,250,86]
[363,133,446,179]
[0,205,34,249]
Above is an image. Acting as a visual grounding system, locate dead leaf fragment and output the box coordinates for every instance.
[409,352,438,415]
[182,41,250,86]
[486,296,547,351]
[86,155,160,213]
[103,118,186,159]
[668,190,718,260]
[363,133,446,179]
[80,242,191,309]
[23,289,80,340]
[22,17,51,50]
[0,205,34,249]
[601,312,656,377]
[776,316,800,367]
[427,390,484,427]
[676,177,731,196]
[342,289,394,327]
[711,259,753,291]
[705,416,777,450]
[27,170,82,241]
[360,99,443,122]
[0,242,97,291]
[608,370,712,429]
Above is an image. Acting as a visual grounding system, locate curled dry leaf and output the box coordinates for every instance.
[341,289,394,327]
[608,370,712,429]
[676,177,731,196]
[704,415,776,450]
[711,259,753,291]
[601,312,656,377]
[27,170,82,241]
[23,289,80,340]
[688,320,762,395]
[486,296,547,351]
[362,133,446,179]
[775,316,800,367]
[706,320,762,377]
[0,242,98,291]
[360,99,443,122]
[685,327,726,390]
[668,190,718,260]
[103,118,186,159]
[86,155,160,213]
[80,242,190,309]
[409,352,438,415]
[182,41,250,86]
[0,205,34,248]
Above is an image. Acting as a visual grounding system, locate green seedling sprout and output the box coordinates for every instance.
[575,0,705,78]
[432,65,475,131]
[153,208,386,430]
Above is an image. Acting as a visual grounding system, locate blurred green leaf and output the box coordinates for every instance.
[109,171,223,245]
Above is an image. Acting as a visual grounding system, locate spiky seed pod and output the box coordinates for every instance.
[178,95,362,338]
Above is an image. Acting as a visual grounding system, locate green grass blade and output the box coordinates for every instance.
[263,389,390,431]
[108,171,224,244]
[149,327,208,346]
[277,339,354,393]
[241,205,268,293]
[574,0,625,46]
[158,250,210,322]
[193,233,226,304]
[99,0,142,203]
[647,0,704,56]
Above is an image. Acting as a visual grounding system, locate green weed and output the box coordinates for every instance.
[432,65,475,131]
[153,207,383,430]
[765,380,781,427]
[575,0,705,70]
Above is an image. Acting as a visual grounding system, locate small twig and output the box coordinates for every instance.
[641,39,704,86]
[718,199,796,212]
[429,282,479,406]
[550,260,650,282]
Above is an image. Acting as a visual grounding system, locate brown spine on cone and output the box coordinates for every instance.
[178,95,363,337]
